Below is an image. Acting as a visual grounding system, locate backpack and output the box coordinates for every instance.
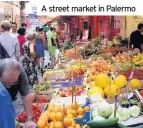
[0,42,10,59]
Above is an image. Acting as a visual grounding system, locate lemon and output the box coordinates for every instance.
[89,86,104,97]
[129,79,142,90]
[90,81,96,87]
[104,84,120,98]
[95,74,110,89]
[115,75,127,88]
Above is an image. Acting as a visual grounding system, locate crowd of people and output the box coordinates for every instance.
[0,20,60,128]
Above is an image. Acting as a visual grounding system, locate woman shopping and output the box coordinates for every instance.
[35,27,46,75]
[22,32,38,86]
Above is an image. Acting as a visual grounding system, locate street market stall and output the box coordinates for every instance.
[15,41,143,128]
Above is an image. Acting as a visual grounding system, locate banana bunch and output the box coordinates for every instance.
[133,53,143,65]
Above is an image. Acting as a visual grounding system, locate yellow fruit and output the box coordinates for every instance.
[64,118,72,127]
[111,80,115,84]
[89,81,96,87]
[115,75,127,88]
[53,121,63,128]
[89,86,104,97]
[95,74,110,89]
[76,124,81,128]
[77,107,84,115]
[37,120,46,128]
[104,84,120,98]
[129,79,142,90]
[55,112,63,121]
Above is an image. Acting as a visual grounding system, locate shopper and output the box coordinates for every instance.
[130,23,143,52]
[35,27,45,75]
[0,20,20,61]
[11,22,18,37]
[21,23,27,29]
[47,27,58,68]
[0,58,36,128]
[22,32,38,86]
[0,79,15,128]
[17,28,26,56]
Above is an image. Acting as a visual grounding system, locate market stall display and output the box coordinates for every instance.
[15,41,143,128]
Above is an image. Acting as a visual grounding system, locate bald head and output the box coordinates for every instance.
[0,59,20,88]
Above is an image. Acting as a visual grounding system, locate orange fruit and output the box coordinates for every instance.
[64,118,72,127]
[57,106,63,112]
[44,110,50,115]
[84,106,90,112]
[67,114,74,119]
[45,126,48,128]
[66,109,72,114]
[37,120,46,128]
[77,115,83,118]
[49,112,56,121]
[72,109,77,117]
[49,103,55,107]
[47,122,49,127]
[71,120,76,128]
[49,121,54,128]
[77,107,84,115]
[76,124,81,128]
[48,106,54,112]
[71,102,79,110]
[55,112,63,121]
[53,121,63,128]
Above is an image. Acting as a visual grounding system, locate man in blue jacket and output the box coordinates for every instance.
[0,59,18,128]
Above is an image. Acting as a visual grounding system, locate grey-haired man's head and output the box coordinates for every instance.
[0,58,20,88]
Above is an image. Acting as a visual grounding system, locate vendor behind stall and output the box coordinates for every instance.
[0,58,36,128]
[130,23,143,51]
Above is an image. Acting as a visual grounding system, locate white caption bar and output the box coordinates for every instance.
[36,0,143,16]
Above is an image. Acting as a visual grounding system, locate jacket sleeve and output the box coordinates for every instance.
[15,38,20,61]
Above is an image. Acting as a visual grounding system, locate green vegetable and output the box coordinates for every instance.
[108,112,123,123]
[93,116,105,121]
[87,117,119,128]
[97,103,112,118]
[15,121,20,128]
[129,105,140,117]
[118,108,130,121]
[92,108,99,118]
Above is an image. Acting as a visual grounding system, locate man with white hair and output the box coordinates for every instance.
[0,58,36,128]
[0,21,20,61]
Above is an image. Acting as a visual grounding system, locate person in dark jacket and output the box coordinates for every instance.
[130,23,143,51]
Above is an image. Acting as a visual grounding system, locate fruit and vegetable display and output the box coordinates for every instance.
[17,105,42,123]
[64,47,83,60]
[112,52,131,63]
[65,64,86,79]
[57,86,86,97]
[90,101,142,127]
[33,81,51,92]
[86,58,115,80]
[15,40,143,128]
[86,73,142,98]
[37,102,90,128]
[63,41,75,50]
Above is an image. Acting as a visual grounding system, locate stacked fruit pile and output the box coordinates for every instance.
[132,53,143,65]
[64,47,83,60]
[87,74,142,98]
[58,86,86,97]
[111,52,131,63]
[86,58,115,83]
[37,103,90,128]
[33,81,51,92]
[65,64,86,79]
[17,105,41,123]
